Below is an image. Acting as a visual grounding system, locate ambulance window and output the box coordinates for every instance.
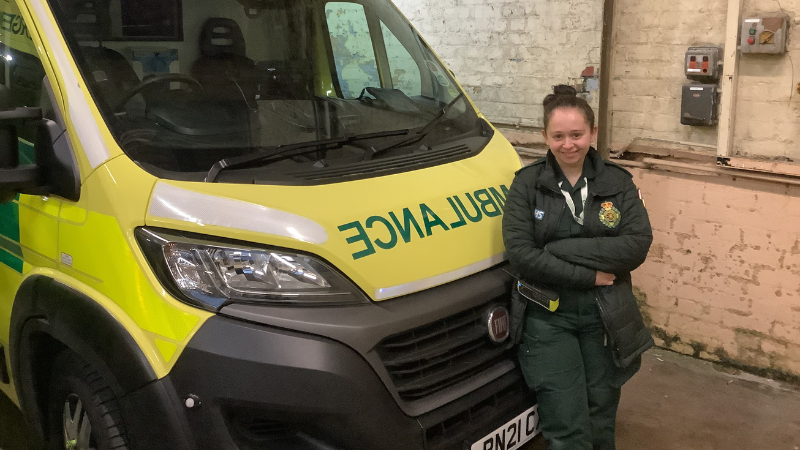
[380,21,421,97]
[325,2,381,98]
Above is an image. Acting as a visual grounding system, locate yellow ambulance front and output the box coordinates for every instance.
[0,0,540,448]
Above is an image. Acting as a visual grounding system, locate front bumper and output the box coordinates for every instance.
[126,266,535,449]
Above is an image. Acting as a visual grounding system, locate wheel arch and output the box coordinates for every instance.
[9,274,157,438]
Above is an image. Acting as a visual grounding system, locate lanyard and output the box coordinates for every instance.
[558,177,588,225]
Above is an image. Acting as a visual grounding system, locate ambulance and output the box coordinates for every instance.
[0,0,539,448]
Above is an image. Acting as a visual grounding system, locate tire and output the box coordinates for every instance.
[46,350,130,450]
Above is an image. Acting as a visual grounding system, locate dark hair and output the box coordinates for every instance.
[542,85,595,131]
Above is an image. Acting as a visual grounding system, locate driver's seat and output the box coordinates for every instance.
[191,18,256,102]
[80,46,141,110]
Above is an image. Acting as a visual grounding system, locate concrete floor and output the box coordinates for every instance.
[525,349,800,450]
[2,349,799,450]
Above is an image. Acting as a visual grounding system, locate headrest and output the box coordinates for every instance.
[199,18,247,58]
[80,47,134,79]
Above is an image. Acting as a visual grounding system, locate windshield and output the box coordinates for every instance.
[48,0,490,184]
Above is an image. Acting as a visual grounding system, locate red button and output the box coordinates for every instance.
[748,37,756,45]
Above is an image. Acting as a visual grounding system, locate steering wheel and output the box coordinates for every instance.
[114,74,202,112]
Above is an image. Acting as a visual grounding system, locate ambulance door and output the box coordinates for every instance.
[0,2,60,401]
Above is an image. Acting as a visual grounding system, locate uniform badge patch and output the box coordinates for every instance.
[599,202,621,229]
[534,209,545,220]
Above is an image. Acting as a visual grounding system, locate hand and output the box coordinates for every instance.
[595,271,616,286]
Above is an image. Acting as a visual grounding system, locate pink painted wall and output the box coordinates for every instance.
[629,167,800,378]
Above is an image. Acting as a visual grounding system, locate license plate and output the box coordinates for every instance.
[471,405,540,450]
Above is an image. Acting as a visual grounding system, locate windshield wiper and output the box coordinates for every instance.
[205,129,411,182]
[369,93,465,158]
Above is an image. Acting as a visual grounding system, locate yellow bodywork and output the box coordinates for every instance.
[146,137,519,301]
[0,0,522,407]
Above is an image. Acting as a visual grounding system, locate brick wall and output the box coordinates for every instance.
[735,0,800,159]
[392,0,800,156]
[610,1,800,377]
[392,0,604,127]
[609,0,727,148]
[395,0,800,378]
[631,167,800,378]
[611,0,800,160]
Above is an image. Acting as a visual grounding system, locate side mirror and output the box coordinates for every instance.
[0,107,45,203]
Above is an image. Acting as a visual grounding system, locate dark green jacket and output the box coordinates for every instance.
[502,148,654,368]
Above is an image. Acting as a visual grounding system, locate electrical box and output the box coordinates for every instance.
[685,47,722,81]
[740,16,789,54]
[681,85,718,126]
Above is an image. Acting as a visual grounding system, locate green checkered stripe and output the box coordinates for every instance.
[0,141,35,273]
[0,196,22,272]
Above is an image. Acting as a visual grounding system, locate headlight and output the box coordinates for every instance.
[135,227,367,311]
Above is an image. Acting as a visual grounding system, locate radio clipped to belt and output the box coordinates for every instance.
[506,270,560,345]
[517,279,560,312]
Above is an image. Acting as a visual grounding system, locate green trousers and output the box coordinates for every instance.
[518,295,624,450]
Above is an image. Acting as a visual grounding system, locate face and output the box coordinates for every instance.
[542,107,598,171]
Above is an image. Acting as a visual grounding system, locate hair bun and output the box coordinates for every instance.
[543,84,578,108]
[552,85,577,97]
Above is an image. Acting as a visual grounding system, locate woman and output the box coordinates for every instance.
[502,85,654,450]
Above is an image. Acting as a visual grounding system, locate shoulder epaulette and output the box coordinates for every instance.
[514,156,546,175]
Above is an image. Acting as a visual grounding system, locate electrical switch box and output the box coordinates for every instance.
[681,85,718,126]
[685,47,722,81]
[740,16,789,54]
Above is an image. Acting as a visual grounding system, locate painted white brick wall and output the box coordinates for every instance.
[392,0,604,127]
[611,0,800,161]
[609,0,727,149]
[735,0,800,159]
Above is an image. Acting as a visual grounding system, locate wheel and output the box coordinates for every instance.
[46,351,129,450]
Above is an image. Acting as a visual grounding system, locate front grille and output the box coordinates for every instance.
[377,298,513,402]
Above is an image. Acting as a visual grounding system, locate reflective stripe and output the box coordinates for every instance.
[29,1,111,168]
[148,183,329,245]
[558,177,588,225]
[375,253,506,300]
[0,198,22,272]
